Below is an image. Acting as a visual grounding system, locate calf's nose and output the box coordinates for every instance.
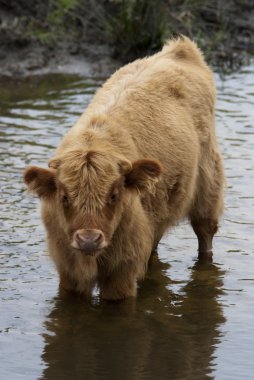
[73,229,104,253]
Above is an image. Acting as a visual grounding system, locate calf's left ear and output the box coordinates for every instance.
[24,166,56,198]
[124,159,162,192]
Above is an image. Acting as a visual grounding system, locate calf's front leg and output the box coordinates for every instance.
[59,271,94,299]
[59,271,77,293]
[100,262,138,301]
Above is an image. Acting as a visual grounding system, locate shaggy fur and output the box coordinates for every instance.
[24,36,224,300]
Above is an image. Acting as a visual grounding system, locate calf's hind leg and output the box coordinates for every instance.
[191,218,218,261]
[189,152,224,261]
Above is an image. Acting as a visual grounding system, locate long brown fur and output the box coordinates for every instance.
[24,36,224,300]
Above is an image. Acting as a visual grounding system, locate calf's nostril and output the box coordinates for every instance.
[93,232,103,243]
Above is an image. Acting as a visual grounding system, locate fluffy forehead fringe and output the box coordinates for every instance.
[54,149,121,211]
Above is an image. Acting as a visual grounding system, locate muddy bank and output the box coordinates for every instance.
[0,0,254,77]
[0,39,120,78]
[0,0,120,77]
[0,6,120,78]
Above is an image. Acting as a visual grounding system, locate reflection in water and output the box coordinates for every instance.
[41,255,225,380]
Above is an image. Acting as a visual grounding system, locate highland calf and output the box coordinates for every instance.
[24,36,224,300]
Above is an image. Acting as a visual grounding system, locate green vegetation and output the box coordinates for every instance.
[24,0,79,46]
[1,0,254,71]
[103,0,167,61]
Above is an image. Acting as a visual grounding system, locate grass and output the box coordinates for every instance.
[102,0,167,61]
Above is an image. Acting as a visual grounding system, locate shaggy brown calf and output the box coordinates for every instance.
[24,36,224,300]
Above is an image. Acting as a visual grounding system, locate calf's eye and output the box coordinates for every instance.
[109,191,119,204]
[111,194,117,202]
[62,195,69,207]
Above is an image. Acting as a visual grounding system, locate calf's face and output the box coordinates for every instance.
[24,150,161,257]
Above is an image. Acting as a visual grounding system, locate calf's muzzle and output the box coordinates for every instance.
[72,229,105,254]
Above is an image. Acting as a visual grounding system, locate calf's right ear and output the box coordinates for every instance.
[23,166,56,198]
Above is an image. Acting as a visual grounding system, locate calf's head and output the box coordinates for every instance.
[24,149,162,256]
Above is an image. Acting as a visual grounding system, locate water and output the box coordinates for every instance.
[0,66,253,380]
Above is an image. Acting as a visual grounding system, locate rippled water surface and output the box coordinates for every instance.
[0,67,254,380]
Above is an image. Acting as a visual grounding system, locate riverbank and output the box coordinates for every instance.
[0,0,254,77]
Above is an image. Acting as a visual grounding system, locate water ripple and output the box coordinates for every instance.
[0,67,254,379]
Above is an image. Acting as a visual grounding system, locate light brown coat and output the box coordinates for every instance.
[24,36,224,300]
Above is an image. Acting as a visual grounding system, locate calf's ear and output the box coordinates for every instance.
[124,159,162,192]
[24,166,56,198]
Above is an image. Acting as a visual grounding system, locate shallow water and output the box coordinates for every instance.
[0,67,253,380]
